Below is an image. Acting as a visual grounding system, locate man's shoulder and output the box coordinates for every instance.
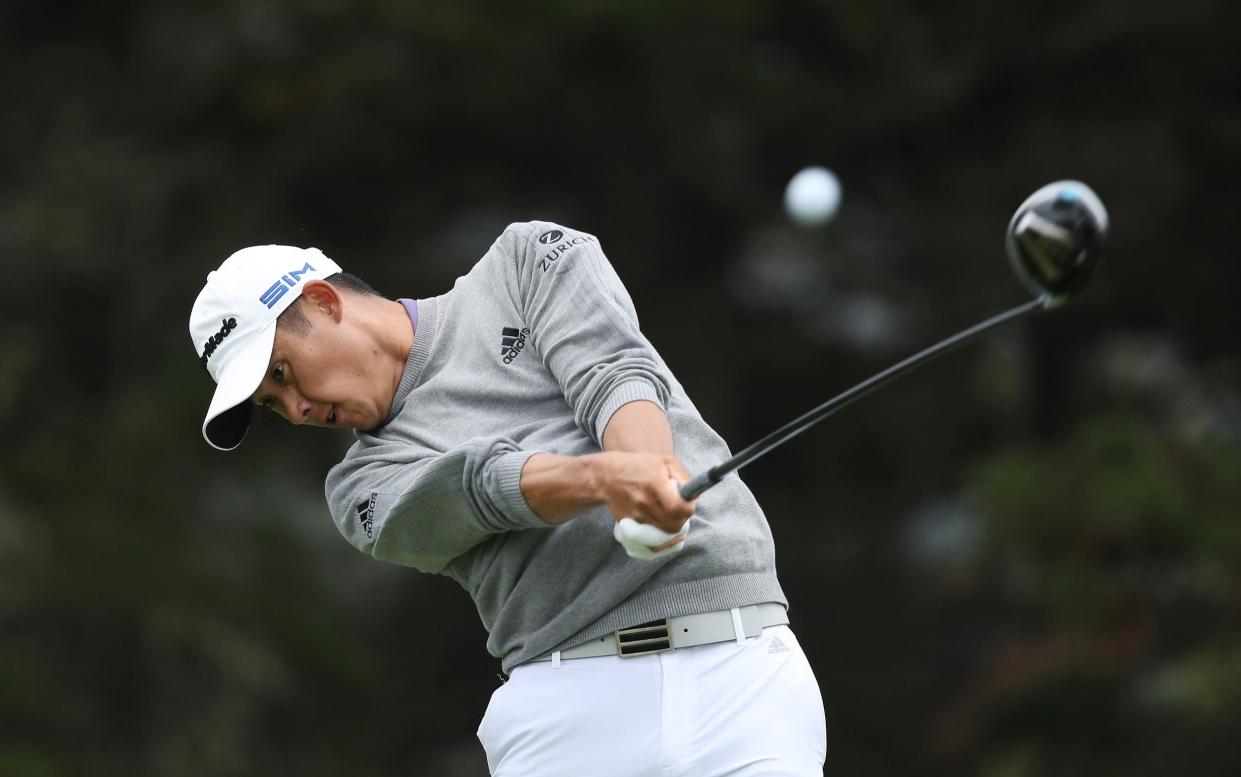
[480,221,600,272]
[491,220,596,252]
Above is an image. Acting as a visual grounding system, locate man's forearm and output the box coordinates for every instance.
[519,453,603,524]
[520,401,689,527]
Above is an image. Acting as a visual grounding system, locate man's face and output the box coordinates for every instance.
[249,291,395,433]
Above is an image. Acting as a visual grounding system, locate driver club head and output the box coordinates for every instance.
[1006,180,1109,307]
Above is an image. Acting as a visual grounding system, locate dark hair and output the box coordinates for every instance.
[277,272,382,335]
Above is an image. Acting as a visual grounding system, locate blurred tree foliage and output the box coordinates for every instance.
[959,415,1241,775]
[1,0,1239,775]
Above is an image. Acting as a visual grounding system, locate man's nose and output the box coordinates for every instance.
[285,393,314,424]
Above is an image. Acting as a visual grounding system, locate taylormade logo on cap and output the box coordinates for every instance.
[199,316,238,368]
[188,245,343,451]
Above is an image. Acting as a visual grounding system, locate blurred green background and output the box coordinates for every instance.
[2,1,1239,775]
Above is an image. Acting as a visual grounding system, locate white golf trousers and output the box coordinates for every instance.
[477,623,827,776]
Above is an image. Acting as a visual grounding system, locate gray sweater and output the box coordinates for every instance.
[325,222,786,673]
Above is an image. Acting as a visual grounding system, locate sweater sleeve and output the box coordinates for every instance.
[324,436,546,574]
[500,222,672,445]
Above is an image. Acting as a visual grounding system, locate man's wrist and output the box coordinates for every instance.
[580,453,607,504]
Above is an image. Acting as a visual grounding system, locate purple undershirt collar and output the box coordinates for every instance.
[397,298,419,334]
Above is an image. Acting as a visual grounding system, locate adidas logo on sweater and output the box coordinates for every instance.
[501,327,529,364]
[355,493,376,539]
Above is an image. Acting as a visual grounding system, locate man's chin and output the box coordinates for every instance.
[336,403,393,434]
[351,415,383,434]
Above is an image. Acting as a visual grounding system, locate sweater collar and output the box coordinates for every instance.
[383,296,438,424]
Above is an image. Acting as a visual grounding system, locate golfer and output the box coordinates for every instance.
[189,222,827,776]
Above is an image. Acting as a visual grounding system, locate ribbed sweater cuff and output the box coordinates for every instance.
[593,380,665,445]
[495,450,548,530]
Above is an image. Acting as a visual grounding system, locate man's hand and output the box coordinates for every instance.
[613,477,692,558]
[589,453,696,560]
[518,403,696,561]
[595,401,694,559]
[586,452,696,534]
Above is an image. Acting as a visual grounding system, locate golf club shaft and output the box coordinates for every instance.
[679,295,1049,501]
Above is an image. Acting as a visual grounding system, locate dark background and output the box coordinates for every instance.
[3,1,1240,775]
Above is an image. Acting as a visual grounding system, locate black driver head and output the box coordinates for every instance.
[1006,181,1108,307]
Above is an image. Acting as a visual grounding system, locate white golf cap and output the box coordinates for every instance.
[189,245,342,450]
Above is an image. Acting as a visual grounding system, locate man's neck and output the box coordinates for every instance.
[374,297,416,398]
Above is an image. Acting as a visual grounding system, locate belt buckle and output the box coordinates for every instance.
[615,619,672,657]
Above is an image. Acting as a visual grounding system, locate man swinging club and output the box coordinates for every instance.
[189,222,827,776]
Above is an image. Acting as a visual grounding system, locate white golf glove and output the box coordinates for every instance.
[612,479,692,560]
[613,517,689,559]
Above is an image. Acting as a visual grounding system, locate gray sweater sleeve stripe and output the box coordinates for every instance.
[518,225,671,446]
[574,241,673,442]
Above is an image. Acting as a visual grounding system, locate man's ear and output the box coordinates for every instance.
[300,280,344,323]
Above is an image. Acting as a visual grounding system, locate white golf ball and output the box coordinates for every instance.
[784,166,841,227]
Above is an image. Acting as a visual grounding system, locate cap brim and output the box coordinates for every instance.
[202,319,278,451]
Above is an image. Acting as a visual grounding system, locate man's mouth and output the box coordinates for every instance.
[327,405,338,426]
